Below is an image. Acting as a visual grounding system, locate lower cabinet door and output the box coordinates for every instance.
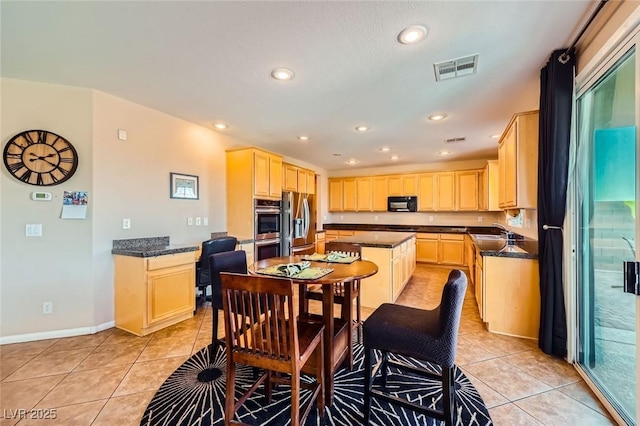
[146,264,195,325]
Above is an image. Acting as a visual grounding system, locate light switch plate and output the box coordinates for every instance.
[26,224,43,237]
[187,217,194,226]
[117,129,128,140]
[195,217,201,226]
[122,218,131,229]
[203,217,209,226]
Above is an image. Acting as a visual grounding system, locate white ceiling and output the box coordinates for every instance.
[1,1,592,171]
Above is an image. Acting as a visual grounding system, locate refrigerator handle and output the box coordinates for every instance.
[303,197,310,239]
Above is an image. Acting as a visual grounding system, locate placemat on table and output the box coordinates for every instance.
[256,262,334,280]
[301,252,360,264]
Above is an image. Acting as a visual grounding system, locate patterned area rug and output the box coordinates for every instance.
[141,342,493,425]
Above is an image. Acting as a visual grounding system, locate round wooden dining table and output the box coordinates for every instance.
[251,255,378,406]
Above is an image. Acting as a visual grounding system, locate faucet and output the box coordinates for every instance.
[492,223,516,242]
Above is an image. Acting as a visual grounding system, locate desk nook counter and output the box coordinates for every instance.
[112,236,198,336]
[330,231,417,309]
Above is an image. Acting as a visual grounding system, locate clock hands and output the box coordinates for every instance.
[28,153,58,167]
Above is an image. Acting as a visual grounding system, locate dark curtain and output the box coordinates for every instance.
[537,49,575,357]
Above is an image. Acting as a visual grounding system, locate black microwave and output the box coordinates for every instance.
[387,196,417,212]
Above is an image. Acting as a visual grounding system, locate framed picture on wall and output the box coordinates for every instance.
[170,172,199,200]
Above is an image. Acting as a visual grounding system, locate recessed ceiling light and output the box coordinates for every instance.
[397,25,428,44]
[438,150,452,156]
[355,125,370,132]
[213,123,228,130]
[379,147,390,152]
[491,134,501,139]
[390,155,399,161]
[428,114,447,121]
[271,68,295,81]
[332,153,343,157]
[346,159,359,165]
[298,136,309,141]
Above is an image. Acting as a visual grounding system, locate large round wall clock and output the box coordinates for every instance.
[3,130,78,186]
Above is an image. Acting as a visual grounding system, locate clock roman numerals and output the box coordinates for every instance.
[4,130,78,186]
[23,132,36,146]
[8,161,25,172]
[18,169,32,183]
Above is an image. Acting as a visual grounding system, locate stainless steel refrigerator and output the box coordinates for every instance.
[281,191,316,256]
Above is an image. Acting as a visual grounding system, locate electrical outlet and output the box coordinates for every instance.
[195,217,202,226]
[187,217,194,226]
[428,216,433,222]
[122,218,131,229]
[203,217,209,226]
[26,224,43,236]
[525,218,531,228]
[374,215,378,221]
[478,216,483,222]
[340,215,344,220]
[42,301,53,314]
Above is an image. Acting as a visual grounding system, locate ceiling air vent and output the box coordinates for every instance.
[434,54,479,81]
[445,137,466,144]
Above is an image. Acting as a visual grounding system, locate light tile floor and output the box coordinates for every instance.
[0,265,616,425]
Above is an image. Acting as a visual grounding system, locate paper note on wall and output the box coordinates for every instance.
[61,191,88,219]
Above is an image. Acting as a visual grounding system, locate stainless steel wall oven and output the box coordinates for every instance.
[254,199,281,260]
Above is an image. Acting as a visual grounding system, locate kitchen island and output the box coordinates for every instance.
[330,231,416,308]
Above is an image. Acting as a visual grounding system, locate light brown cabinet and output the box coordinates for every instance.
[253,150,282,199]
[416,233,465,266]
[227,147,282,238]
[356,178,372,211]
[114,252,196,336]
[324,229,354,242]
[342,178,357,211]
[282,163,315,194]
[237,242,255,267]
[485,160,500,211]
[417,174,435,210]
[315,232,326,254]
[483,256,540,339]
[328,178,343,212]
[416,233,438,263]
[475,251,484,319]
[388,174,417,196]
[372,176,388,211]
[328,165,493,212]
[455,171,479,210]
[498,110,539,210]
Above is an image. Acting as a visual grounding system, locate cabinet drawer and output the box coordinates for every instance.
[417,233,438,240]
[147,252,196,271]
[439,233,464,241]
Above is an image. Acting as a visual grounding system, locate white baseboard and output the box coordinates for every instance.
[0,321,116,345]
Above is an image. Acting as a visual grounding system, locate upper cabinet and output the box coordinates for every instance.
[372,176,388,211]
[226,147,282,237]
[485,160,501,211]
[253,150,282,199]
[328,165,496,213]
[498,110,539,210]
[388,174,417,196]
[455,170,479,211]
[328,178,343,212]
[282,163,315,195]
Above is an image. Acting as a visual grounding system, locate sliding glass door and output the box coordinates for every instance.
[575,41,638,423]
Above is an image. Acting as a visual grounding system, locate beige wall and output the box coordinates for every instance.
[1,79,95,337]
[0,78,241,341]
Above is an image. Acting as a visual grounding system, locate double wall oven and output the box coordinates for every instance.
[254,199,282,261]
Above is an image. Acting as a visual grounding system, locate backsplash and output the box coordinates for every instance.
[324,211,503,227]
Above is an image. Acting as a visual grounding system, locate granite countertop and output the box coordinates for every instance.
[332,231,416,248]
[322,223,538,259]
[112,236,198,258]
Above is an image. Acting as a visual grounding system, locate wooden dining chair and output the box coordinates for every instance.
[221,272,325,426]
[302,241,362,369]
